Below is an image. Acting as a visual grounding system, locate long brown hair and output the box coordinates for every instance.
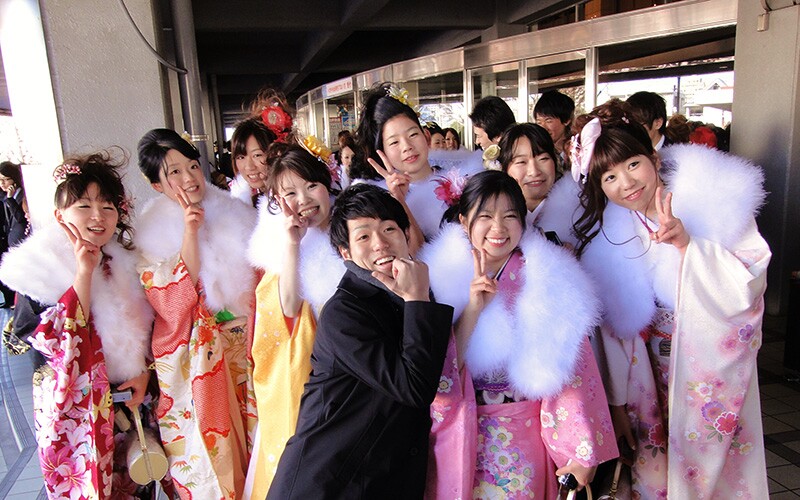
[573,99,657,256]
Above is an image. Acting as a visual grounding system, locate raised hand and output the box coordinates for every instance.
[60,221,101,274]
[368,151,411,202]
[176,185,204,235]
[468,248,497,312]
[279,196,308,245]
[651,186,689,252]
[4,183,15,198]
[371,257,430,302]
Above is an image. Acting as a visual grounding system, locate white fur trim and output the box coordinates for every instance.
[534,175,582,248]
[428,149,485,175]
[581,145,767,339]
[248,201,345,315]
[136,183,257,315]
[421,224,602,400]
[230,173,255,205]
[0,226,154,383]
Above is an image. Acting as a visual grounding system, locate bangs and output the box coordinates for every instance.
[589,127,653,177]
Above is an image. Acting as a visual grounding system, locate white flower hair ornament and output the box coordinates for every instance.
[482,144,502,171]
[570,117,602,184]
[386,84,428,128]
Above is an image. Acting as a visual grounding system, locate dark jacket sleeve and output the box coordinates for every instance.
[3,193,27,247]
[319,297,453,408]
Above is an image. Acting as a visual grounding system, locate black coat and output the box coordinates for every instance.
[3,189,27,247]
[267,269,453,500]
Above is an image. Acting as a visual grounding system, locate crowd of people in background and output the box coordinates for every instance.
[0,82,767,500]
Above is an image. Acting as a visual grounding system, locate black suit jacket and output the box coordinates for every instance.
[267,269,453,499]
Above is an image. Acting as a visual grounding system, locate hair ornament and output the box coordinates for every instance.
[433,168,468,207]
[570,117,602,184]
[262,102,293,143]
[482,144,502,171]
[53,163,82,183]
[302,135,341,184]
[386,84,428,128]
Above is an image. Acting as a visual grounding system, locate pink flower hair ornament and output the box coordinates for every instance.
[433,168,468,207]
[570,117,602,184]
[53,163,82,183]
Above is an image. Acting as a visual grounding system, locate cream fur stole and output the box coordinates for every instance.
[580,144,767,339]
[136,183,257,316]
[247,200,345,316]
[419,223,602,400]
[0,225,154,383]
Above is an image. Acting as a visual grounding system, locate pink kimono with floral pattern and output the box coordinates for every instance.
[470,252,617,499]
[30,288,114,499]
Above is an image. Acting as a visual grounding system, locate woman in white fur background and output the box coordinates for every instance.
[420,170,618,498]
[136,129,257,499]
[243,142,344,498]
[0,153,155,498]
[572,99,771,499]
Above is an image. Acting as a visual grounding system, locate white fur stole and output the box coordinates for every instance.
[229,173,255,205]
[247,200,345,316]
[428,148,485,176]
[581,144,767,339]
[0,226,154,383]
[533,175,583,248]
[136,183,257,316]
[420,223,602,400]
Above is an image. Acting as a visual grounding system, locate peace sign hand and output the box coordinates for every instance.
[651,186,689,252]
[60,221,101,276]
[467,248,497,312]
[368,151,411,202]
[175,185,204,235]
[279,196,308,245]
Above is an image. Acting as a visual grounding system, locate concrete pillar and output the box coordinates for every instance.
[731,1,800,315]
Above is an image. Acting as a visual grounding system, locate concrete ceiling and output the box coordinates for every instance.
[186,0,579,126]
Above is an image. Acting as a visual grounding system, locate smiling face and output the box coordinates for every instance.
[445,130,458,150]
[460,193,523,275]
[153,149,206,204]
[56,182,119,247]
[278,169,331,229]
[505,137,556,212]
[381,114,431,180]
[339,217,410,277]
[474,125,494,150]
[600,154,661,215]
[235,135,268,190]
[430,132,445,150]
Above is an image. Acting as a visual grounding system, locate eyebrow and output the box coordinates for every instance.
[384,126,418,141]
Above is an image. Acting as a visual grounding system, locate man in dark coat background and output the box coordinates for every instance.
[267,184,453,499]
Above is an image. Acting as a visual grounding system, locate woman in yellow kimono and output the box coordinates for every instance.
[244,143,343,498]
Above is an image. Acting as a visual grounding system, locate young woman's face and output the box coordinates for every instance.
[445,131,458,150]
[277,170,331,229]
[535,114,569,150]
[340,146,355,168]
[381,114,430,180]
[56,182,119,248]
[153,149,206,204]
[461,193,523,274]
[600,154,660,214]
[430,133,445,150]
[235,135,268,190]
[340,217,409,278]
[505,137,556,212]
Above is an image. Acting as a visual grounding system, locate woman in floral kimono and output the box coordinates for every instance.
[136,129,257,499]
[420,170,618,498]
[243,143,345,498]
[0,154,155,499]
[571,99,770,498]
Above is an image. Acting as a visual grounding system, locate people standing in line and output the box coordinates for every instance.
[243,143,344,498]
[533,90,575,173]
[572,99,770,498]
[421,170,618,498]
[0,153,156,498]
[626,91,673,151]
[469,96,516,151]
[136,129,257,498]
[267,184,453,499]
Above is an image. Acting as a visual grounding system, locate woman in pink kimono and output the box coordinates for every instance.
[571,99,770,498]
[421,170,618,498]
[136,129,257,499]
[0,154,155,498]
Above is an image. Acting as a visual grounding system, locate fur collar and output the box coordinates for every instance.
[247,200,345,316]
[0,225,154,383]
[229,173,255,205]
[136,183,257,315]
[420,223,601,400]
[531,175,582,248]
[581,144,767,339]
